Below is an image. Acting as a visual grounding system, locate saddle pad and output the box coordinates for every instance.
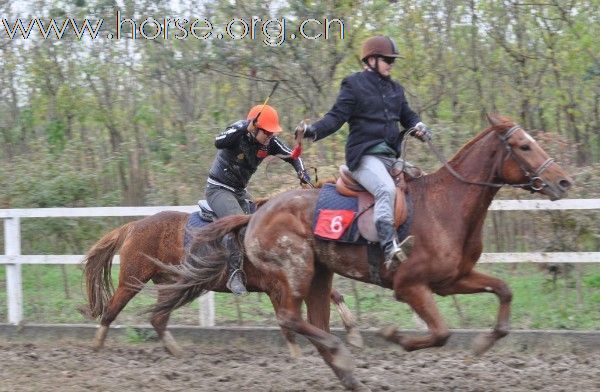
[313,183,413,245]
[313,184,363,243]
[183,211,212,250]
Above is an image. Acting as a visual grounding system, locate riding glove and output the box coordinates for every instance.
[413,122,432,142]
[297,169,312,185]
[294,123,317,141]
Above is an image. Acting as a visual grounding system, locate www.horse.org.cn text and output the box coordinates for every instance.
[1,11,346,46]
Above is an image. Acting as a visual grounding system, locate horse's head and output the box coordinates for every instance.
[487,114,573,200]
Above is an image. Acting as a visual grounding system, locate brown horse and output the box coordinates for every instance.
[151,115,572,391]
[83,209,362,357]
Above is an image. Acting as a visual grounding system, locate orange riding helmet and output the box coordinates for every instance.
[247,104,283,134]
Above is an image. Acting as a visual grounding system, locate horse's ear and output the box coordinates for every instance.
[486,113,502,127]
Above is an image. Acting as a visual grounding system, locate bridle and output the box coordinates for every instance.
[422,125,555,191]
[499,125,555,191]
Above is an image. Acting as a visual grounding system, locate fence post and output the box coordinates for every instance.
[199,291,215,327]
[4,217,23,325]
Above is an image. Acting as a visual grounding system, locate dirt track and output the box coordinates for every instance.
[1,339,599,392]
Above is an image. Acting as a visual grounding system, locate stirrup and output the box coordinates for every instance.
[226,269,248,296]
[384,235,415,270]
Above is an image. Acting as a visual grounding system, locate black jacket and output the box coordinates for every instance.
[208,120,306,191]
[310,70,421,171]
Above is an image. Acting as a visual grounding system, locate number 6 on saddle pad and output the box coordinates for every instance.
[314,209,356,240]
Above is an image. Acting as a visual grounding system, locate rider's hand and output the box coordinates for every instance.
[412,122,432,142]
[297,169,312,185]
[294,122,317,141]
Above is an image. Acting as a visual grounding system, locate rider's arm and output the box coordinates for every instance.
[309,77,356,141]
[398,88,421,131]
[214,120,248,149]
[269,137,310,182]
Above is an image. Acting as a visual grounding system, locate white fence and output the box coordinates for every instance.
[2,199,600,326]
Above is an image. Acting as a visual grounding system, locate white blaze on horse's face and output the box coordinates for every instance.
[501,127,572,200]
[523,132,535,143]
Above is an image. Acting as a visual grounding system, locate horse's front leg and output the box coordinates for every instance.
[381,284,451,351]
[436,270,512,355]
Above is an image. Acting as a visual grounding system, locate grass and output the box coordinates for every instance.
[0,263,598,330]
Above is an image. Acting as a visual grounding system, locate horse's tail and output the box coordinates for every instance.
[150,214,252,317]
[82,222,133,319]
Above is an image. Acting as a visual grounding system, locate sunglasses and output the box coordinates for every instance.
[259,128,274,137]
[380,56,396,65]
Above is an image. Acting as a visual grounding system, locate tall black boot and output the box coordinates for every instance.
[222,232,248,296]
[375,220,415,270]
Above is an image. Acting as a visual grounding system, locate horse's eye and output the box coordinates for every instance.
[519,145,531,151]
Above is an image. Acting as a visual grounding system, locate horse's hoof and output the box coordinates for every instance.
[340,373,370,392]
[332,345,355,372]
[162,331,183,357]
[92,325,108,352]
[165,344,183,358]
[347,328,364,349]
[286,342,302,359]
[472,332,496,356]
[351,381,371,392]
[378,325,397,341]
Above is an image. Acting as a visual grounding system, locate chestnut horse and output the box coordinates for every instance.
[151,115,572,391]
[83,209,362,357]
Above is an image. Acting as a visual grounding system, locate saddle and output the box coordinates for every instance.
[198,200,217,222]
[335,162,413,242]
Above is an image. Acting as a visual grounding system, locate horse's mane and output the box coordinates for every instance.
[447,115,516,165]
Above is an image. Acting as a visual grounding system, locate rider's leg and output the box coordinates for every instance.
[205,185,248,295]
[222,231,247,296]
[205,184,246,217]
[351,155,414,269]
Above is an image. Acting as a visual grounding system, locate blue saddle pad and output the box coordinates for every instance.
[312,183,413,244]
[313,184,363,244]
[183,211,212,250]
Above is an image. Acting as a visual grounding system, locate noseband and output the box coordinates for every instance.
[425,125,555,190]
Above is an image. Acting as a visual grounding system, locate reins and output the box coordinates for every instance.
[417,125,555,190]
[423,138,504,188]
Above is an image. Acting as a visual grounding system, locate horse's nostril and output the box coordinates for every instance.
[559,179,572,190]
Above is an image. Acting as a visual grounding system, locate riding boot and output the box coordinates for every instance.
[375,220,415,270]
[222,232,248,296]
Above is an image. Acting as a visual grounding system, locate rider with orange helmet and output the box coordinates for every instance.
[297,35,433,269]
[206,104,310,295]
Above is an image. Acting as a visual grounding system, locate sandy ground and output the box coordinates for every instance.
[1,339,599,392]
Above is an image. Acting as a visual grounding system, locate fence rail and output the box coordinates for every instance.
[2,199,600,326]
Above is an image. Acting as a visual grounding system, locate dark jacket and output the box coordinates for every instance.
[310,70,421,171]
[208,120,306,191]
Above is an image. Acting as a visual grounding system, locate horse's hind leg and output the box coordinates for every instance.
[330,289,363,349]
[436,270,512,355]
[93,284,140,350]
[268,292,302,358]
[381,283,451,351]
[150,287,183,357]
[277,296,369,392]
